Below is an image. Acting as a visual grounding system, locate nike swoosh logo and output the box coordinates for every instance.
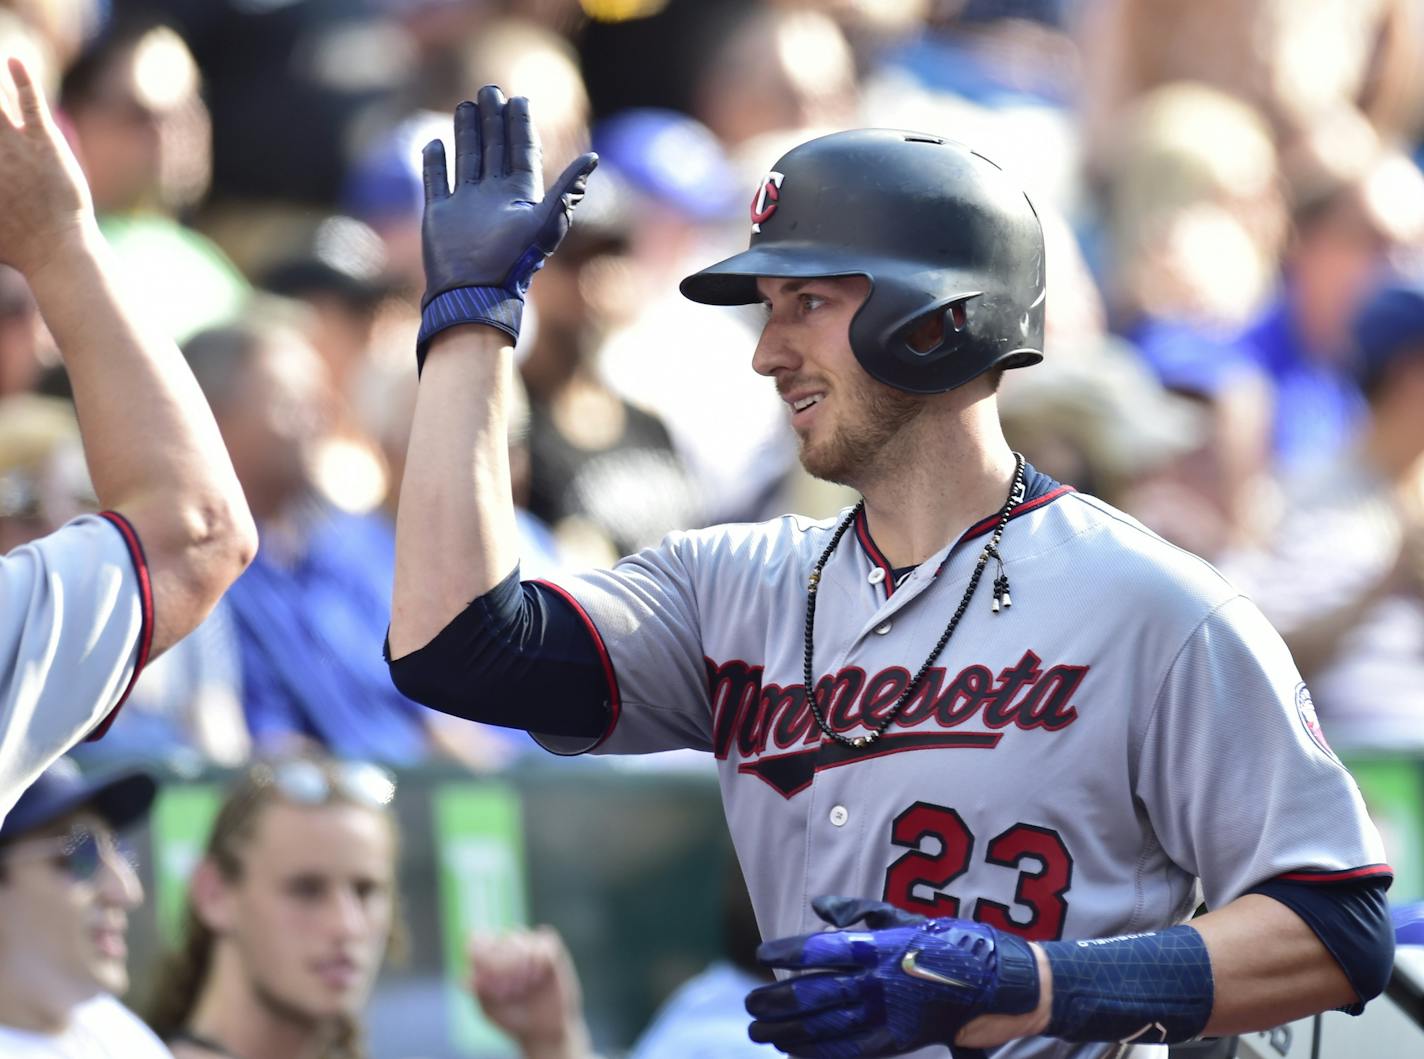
[900,950,974,989]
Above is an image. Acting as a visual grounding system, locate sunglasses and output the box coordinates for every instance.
[1,826,136,884]
[249,759,397,809]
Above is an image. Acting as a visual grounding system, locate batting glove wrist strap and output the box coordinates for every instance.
[416,286,523,370]
[746,896,1040,1058]
[1041,924,1214,1045]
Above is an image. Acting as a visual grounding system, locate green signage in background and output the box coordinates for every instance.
[1342,754,1424,901]
[148,784,222,946]
[431,782,527,1056]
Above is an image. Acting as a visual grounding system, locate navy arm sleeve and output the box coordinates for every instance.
[385,567,612,738]
[1245,875,1394,1012]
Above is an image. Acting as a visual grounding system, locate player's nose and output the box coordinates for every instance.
[752,318,803,378]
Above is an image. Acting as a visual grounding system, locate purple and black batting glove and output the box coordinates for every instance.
[746,896,1040,1059]
[416,84,598,370]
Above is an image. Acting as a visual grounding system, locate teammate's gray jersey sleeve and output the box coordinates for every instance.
[533,530,714,755]
[0,513,151,825]
[1135,594,1387,909]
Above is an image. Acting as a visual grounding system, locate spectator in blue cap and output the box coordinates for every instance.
[1226,272,1424,750]
[0,757,169,1057]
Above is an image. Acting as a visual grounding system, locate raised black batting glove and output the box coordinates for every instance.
[746,896,1040,1059]
[416,84,598,371]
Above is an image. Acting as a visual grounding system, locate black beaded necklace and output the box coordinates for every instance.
[803,452,1027,750]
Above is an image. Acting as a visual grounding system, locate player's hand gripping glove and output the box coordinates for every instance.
[416,84,598,370]
[746,896,1040,1059]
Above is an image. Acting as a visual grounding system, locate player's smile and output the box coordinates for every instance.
[783,387,827,430]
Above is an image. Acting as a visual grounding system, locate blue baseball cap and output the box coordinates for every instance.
[1351,275,1424,390]
[0,758,156,843]
[591,108,739,223]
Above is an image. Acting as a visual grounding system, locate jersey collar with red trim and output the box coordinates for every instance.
[852,462,1072,596]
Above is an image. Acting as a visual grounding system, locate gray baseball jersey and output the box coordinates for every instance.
[535,467,1388,1059]
[0,512,151,826]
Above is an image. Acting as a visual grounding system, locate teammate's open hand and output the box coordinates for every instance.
[746,896,1040,1058]
[416,85,597,357]
[0,58,94,276]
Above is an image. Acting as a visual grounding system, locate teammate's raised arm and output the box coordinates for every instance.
[0,58,255,818]
[388,87,596,658]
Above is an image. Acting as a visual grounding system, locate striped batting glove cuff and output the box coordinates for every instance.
[416,286,524,373]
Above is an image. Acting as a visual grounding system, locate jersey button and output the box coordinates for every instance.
[874,622,891,635]
[867,568,886,585]
[829,805,849,827]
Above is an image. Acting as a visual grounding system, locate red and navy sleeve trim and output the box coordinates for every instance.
[1273,864,1394,885]
[89,511,154,740]
[531,579,622,752]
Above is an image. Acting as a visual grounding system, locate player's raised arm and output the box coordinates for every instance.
[388,87,596,658]
[0,58,256,657]
[0,58,255,815]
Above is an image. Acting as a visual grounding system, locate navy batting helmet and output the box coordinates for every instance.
[679,129,1045,394]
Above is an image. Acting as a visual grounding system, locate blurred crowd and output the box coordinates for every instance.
[4,0,1424,765]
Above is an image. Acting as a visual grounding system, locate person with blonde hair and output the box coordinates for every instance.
[146,758,402,1059]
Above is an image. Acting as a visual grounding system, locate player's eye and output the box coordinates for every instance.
[798,293,827,313]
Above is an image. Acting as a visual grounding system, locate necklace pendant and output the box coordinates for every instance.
[851,735,870,749]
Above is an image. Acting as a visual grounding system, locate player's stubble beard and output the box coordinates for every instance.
[797,370,926,488]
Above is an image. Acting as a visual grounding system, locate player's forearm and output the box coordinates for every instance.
[958,895,1358,1050]
[390,325,521,657]
[1193,893,1357,1035]
[24,224,255,652]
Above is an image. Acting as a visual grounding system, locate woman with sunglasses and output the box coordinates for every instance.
[0,758,169,1058]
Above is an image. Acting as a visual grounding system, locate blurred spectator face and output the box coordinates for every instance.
[215,331,331,517]
[1109,84,1285,328]
[65,25,205,214]
[0,811,144,1006]
[193,790,396,1020]
[1291,153,1424,355]
[532,233,638,336]
[259,216,397,397]
[695,7,857,148]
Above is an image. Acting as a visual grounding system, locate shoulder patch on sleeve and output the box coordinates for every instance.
[1294,681,1338,762]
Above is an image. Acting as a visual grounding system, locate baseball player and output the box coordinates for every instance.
[0,59,255,823]
[387,88,1395,1058]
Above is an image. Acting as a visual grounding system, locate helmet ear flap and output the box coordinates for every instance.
[900,297,973,356]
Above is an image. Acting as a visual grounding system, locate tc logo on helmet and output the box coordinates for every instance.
[750,171,785,232]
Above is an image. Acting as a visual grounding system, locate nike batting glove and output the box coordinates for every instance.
[416,84,598,370]
[746,896,1040,1058]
